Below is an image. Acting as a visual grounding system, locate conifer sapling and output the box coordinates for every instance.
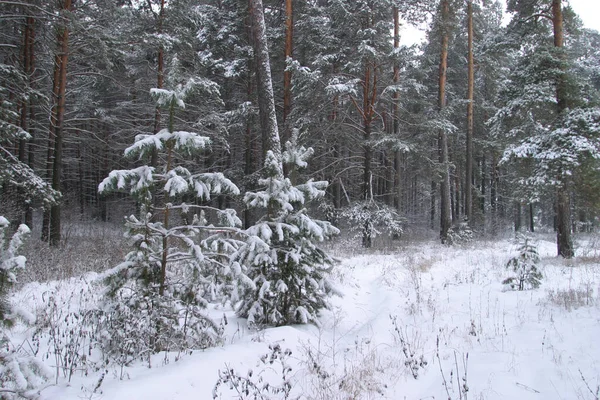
[231,135,340,327]
[98,81,241,358]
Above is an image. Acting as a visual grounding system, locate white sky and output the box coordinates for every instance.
[568,0,600,32]
[399,0,600,46]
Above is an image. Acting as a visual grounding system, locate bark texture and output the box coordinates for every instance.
[552,0,574,258]
[438,0,452,243]
[49,0,73,246]
[465,0,474,222]
[249,0,282,163]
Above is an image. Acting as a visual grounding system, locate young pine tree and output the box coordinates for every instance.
[98,82,241,360]
[503,236,543,291]
[231,136,340,327]
[0,218,52,398]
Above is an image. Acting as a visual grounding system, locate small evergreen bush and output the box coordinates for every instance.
[341,201,404,248]
[98,82,240,363]
[446,222,474,246]
[0,218,52,399]
[503,236,543,291]
[231,137,339,327]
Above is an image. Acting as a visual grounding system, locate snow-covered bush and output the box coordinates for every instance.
[503,236,543,291]
[212,343,295,399]
[98,83,241,362]
[231,138,339,327]
[446,222,474,246]
[341,201,404,248]
[0,218,52,399]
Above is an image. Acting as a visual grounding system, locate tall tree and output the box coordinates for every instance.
[282,0,293,139]
[492,0,600,257]
[465,0,474,222]
[551,0,573,257]
[438,0,452,243]
[48,0,73,246]
[249,0,282,161]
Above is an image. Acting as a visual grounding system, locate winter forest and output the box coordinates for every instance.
[1,0,600,398]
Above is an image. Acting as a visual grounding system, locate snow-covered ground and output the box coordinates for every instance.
[9,236,600,399]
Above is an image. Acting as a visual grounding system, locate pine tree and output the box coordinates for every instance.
[0,218,52,399]
[0,58,58,223]
[98,81,241,359]
[491,0,600,257]
[231,135,339,327]
[503,236,543,290]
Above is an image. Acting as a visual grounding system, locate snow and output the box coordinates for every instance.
[6,236,600,399]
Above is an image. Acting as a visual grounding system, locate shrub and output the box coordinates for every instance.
[502,237,543,291]
[230,137,339,327]
[98,82,240,363]
[0,218,52,399]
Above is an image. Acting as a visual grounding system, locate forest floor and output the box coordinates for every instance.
[9,232,600,400]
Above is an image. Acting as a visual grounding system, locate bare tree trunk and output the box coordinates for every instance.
[150,0,165,222]
[151,0,165,141]
[392,6,402,212]
[42,46,63,242]
[514,201,522,233]
[465,0,474,222]
[244,63,255,229]
[21,14,35,227]
[438,0,452,244]
[529,203,535,232]
[49,0,72,247]
[552,0,573,258]
[362,62,374,202]
[249,0,282,163]
[282,0,293,146]
[490,154,498,235]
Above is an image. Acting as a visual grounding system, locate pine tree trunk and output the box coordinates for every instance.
[490,155,498,235]
[248,0,282,163]
[42,45,64,242]
[21,14,35,227]
[392,6,402,212]
[465,0,474,223]
[282,0,293,146]
[438,0,452,244]
[49,0,72,247]
[529,203,535,232]
[514,201,521,232]
[552,0,574,258]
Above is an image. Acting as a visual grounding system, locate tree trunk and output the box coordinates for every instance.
[392,6,402,212]
[42,43,64,242]
[49,0,72,247]
[282,0,293,146]
[514,201,521,233]
[150,0,165,141]
[438,0,452,244]
[465,0,474,222]
[249,0,282,163]
[529,203,535,232]
[490,154,498,235]
[552,0,574,258]
[21,14,35,227]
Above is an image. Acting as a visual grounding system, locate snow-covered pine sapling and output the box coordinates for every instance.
[446,221,474,246]
[0,218,52,398]
[503,236,543,291]
[98,81,241,359]
[341,201,404,248]
[231,136,340,327]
